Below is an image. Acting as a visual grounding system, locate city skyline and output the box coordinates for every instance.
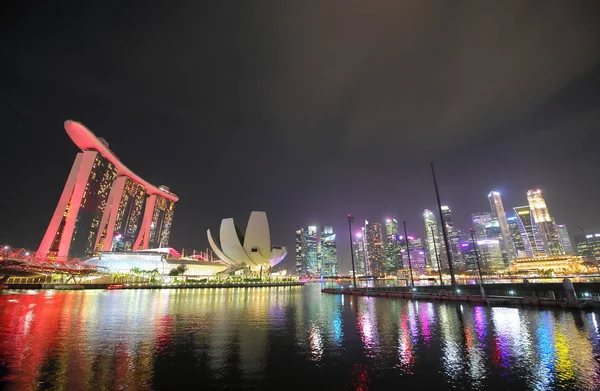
[292,187,587,274]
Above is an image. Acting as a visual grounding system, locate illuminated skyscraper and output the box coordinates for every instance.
[365,220,385,277]
[320,226,338,276]
[353,232,367,276]
[399,236,427,274]
[507,215,528,258]
[384,218,402,273]
[460,240,477,272]
[304,226,319,275]
[441,206,463,271]
[38,121,178,258]
[576,233,600,259]
[296,225,337,276]
[423,209,445,269]
[488,191,516,261]
[472,212,506,270]
[526,189,564,255]
[513,206,544,256]
[556,224,575,255]
[295,227,305,275]
[94,177,146,252]
[471,212,500,240]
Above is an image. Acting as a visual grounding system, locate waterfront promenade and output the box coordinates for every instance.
[322,281,600,310]
[2,280,304,290]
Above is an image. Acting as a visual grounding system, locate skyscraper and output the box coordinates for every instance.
[295,227,305,275]
[526,189,564,256]
[399,236,427,274]
[423,209,446,270]
[556,224,575,255]
[460,240,478,272]
[471,212,500,240]
[576,233,600,259]
[305,226,319,275]
[472,212,506,270]
[507,215,528,258]
[320,226,338,276]
[513,206,544,256]
[353,232,367,276]
[488,191,516,261]
[441,206,463,271]
[38,120,178,258]
[296,225,338,276]
[365,220,385,277]
[133,189,176,250]
[94,176,146,252]
[384,218,402,273]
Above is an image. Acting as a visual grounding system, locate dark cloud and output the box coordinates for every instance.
[1,1,599,272]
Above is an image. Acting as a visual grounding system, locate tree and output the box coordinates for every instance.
[169,264,187,276]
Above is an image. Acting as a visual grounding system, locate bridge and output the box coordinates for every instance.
[0,245,105,286]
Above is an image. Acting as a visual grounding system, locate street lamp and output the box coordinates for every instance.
[469,228,485,298]
[430,225,443,286]
[402,221,414,288]
[430,163,457,288]
[347,214,357,288]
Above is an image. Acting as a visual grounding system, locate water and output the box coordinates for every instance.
[1,284,600,390]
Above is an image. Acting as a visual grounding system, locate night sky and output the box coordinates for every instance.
[2,1,600,272]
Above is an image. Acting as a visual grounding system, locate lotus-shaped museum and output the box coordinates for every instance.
[207,211,287,272]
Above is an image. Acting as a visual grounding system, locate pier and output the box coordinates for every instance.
[322,281,600,310]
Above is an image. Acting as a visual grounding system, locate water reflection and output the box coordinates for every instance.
[1,284,600,390]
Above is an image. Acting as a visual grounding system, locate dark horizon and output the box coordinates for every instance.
[1,1,600,272]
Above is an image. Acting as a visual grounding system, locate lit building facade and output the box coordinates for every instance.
[399,236,427,274]
[86,249,228,277]
[460,240,478,273]
[488,191,516,261]
[476,239,506,272]
[295,227,305,275]
[295,225,337,276]
[509,255,589,275]
[353,232,367,276]
[527,189,563,256]
[441,206,463,271]
[472,212,508,269]
[556,224,575,255]
[384,218,402,273]
[576,233,600,259]
[423,209,445,270]
[295,226,319,275]
[38,121,178,258]
[365,220,385,277]
[320,226,338,276]
[507,216,528,258]
[95,177,146,252]
[513,206,544,257]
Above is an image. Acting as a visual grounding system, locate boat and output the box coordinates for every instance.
[106,284,125,290]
